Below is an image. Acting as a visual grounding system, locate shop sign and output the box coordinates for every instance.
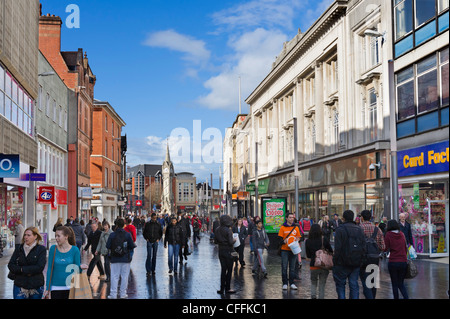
[246,179,270,195]
[78,187,93,199]
[136,200,142,206]
[38,186,56,209]
[0,154,20,178]
[262,198,287,234]
[398,141,449,177]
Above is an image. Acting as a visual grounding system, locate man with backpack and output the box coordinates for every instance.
[332,210,366,299]
[359,210,385,299]
[106,218,136,299]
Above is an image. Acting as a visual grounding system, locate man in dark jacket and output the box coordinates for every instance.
[84,222,105,279]
[214,214,237,294]
[143,213,163,276]
[178,212,192,264]
[164,216,185,274]
[399,213,414,247]
[332,210,366,299]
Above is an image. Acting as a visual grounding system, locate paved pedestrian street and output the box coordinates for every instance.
[0,231,448,300]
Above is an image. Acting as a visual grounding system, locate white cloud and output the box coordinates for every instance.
[143,29,211,65]
[197,28,287,110]
[211,0,304,32]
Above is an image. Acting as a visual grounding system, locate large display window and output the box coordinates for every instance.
[0,184,24,249]
[399,182,448,256]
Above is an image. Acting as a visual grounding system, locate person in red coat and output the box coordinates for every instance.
[124,218,137,242]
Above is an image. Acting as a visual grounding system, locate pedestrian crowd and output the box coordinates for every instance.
[213,209,414,300]
[5,208,414,299]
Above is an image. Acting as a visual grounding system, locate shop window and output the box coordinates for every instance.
[346,184,365,215]
[329,186,346,216]
[399,182,447,255]
[0,185,24,249]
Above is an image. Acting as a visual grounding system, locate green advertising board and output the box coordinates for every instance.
[262,198,287,233]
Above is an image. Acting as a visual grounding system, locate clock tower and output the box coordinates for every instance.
[161,142,175,214]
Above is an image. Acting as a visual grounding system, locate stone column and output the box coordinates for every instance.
[315,61,324,157]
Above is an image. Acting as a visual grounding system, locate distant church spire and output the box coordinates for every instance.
[165,139,171,162]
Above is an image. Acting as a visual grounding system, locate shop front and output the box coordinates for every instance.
[35,185,67,247]
[0,158,30,251]
[91,193,119,223]
[264,151,390,223]
[397,140,449,258]
[78,187,93,221]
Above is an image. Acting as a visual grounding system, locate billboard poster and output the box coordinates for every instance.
[262,198,287,234]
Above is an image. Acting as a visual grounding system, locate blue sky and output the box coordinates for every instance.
[40,0,333,187]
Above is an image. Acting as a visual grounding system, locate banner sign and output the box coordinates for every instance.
[398,141,449,177]
[262,198,287,234]
[0,154,20,178]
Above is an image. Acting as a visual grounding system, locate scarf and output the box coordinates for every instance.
[23,241,37,257]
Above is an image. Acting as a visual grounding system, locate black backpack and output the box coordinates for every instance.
[343,225,366,267]
[110,231,128,258]
[364,227,381,266]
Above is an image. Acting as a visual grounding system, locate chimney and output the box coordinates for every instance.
[39,14,63,58]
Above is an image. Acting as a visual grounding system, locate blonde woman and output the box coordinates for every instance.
[8,227,47,299]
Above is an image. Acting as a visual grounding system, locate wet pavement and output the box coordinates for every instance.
[0,231,448,299]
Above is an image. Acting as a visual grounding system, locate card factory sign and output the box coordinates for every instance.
[398,141,449,177]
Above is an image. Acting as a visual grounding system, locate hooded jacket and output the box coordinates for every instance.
[214,215,234,252]
[70,222,86,245]
[384,230,408,263]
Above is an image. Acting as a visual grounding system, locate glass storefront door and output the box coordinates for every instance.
[428,200,449,257]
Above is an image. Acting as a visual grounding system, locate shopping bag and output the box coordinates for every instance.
[69,273,93,299]
[408,245,417,260]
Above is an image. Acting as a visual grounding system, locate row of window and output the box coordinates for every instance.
[104,167,121,191]
[0,64,34,136]
[38,86,68,131]
[394,0,449,57]
[38,141,67,188]
[396,47,449,138]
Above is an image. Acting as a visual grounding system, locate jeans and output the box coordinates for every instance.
[310,268,329,299]
[388,262,409,299]
[110,262,131,298]
[146,241,159,273]
[333,265,360,299]
[219,250,234,291]
[360,264,378,299]
[252,248,266,273]
[281,250,297,285]
[103,255,111,280]
[168,244,180,271]
[13,285,44,299]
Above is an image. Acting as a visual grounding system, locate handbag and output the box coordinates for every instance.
[69,273,93,299]
[405,258,418,279]
[314,237,334,270]
[43,246,56,299]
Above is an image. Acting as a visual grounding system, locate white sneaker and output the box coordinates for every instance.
[119,294,128,299]
[282,284,288,290]
[290,284,298,290]
[107,295,116,299]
